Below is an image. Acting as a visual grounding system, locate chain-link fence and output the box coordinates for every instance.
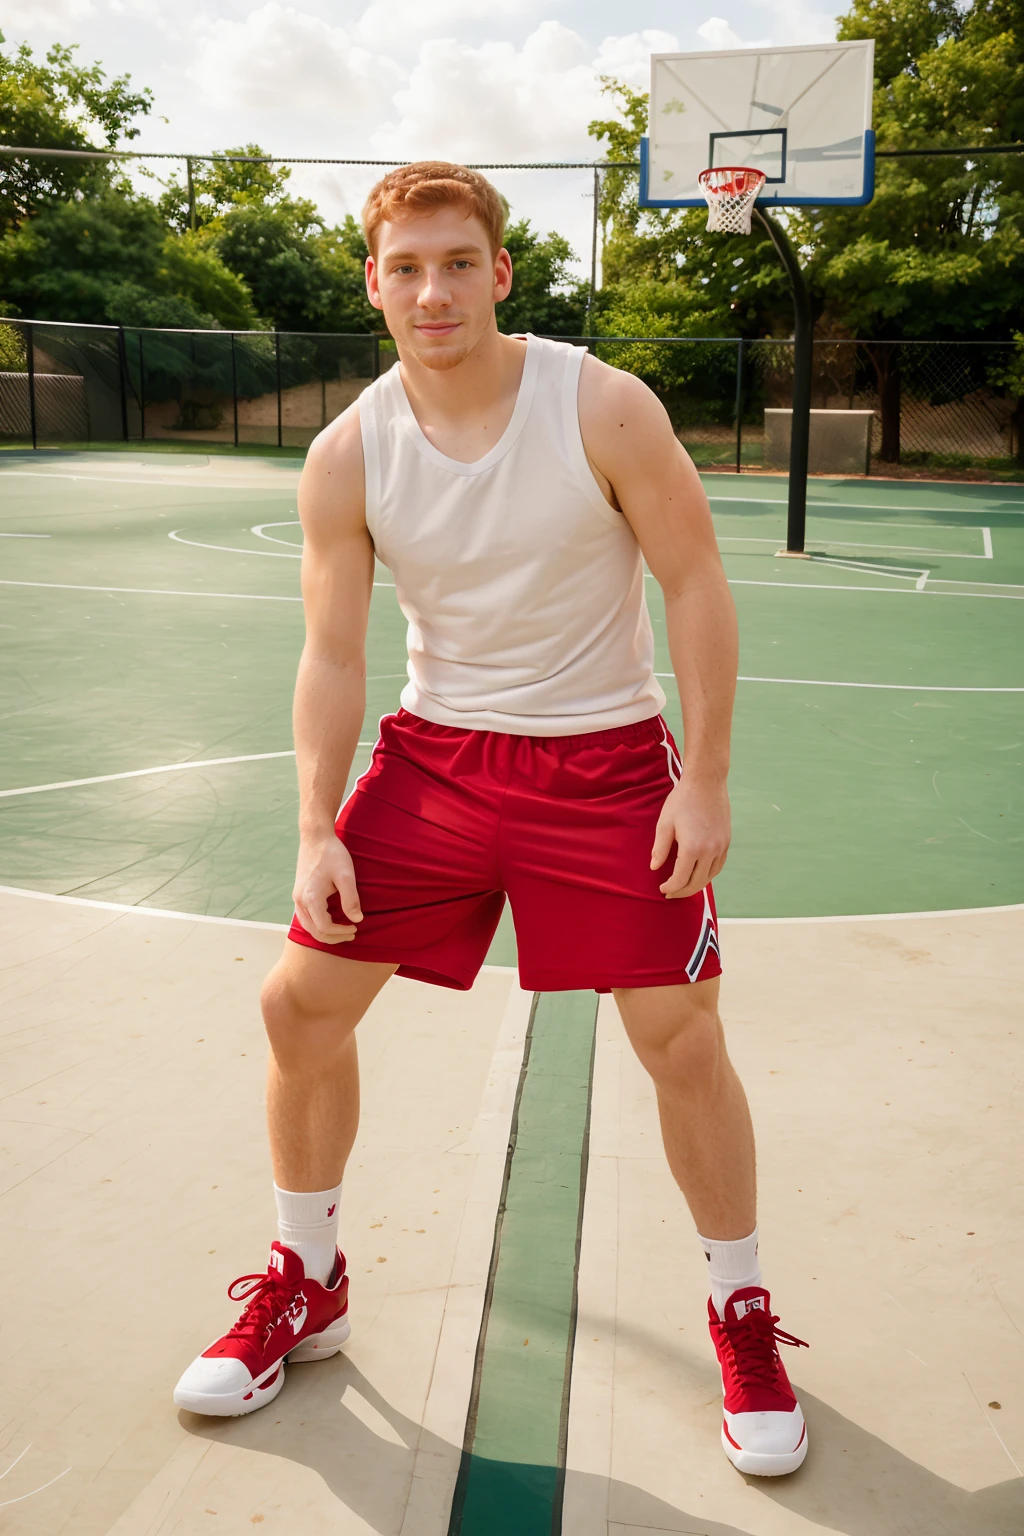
[1,319,1020,472]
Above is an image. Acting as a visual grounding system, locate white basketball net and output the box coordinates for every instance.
[698,167,767,235]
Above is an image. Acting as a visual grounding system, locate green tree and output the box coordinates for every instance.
[0,192,260,328]
[0,34,151,235]
[498,219,588,335]
[155,145,295,233]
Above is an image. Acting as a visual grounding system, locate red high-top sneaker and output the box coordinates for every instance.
[709,1286,809,1476]
[174,1241,350,1417]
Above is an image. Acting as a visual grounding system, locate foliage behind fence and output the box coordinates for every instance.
[1,318,1021,472]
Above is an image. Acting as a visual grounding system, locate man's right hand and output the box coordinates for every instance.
[292,832,364,944]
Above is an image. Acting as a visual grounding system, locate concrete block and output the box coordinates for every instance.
[764,407,874,474]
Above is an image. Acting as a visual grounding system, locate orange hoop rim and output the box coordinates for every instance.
[698,166,767,198]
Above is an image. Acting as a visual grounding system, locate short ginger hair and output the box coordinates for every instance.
[362,161,507,259]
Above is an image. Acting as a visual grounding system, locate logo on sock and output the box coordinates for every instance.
[327,1204,336,1217]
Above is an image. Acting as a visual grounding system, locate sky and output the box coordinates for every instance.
[5,0,841,274]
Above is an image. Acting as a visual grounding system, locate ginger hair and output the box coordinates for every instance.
[362,161,507,259]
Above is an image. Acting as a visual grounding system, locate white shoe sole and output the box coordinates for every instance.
[721,1425,808,1477]
[174,1316,351,1417]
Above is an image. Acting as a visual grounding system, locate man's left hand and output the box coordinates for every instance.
[650,777,731,899]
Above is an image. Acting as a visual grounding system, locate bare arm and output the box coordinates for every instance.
[580,357,738,898]
[291,405,375,942]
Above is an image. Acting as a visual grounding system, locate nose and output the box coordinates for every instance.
[417,265,451,310]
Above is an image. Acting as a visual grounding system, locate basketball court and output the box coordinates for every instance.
[2,34,1023,1536]
[1,448,1021,1534]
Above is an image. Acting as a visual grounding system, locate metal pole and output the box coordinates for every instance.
[116,324,129,440]
[25,323,37,450]
[734,337,745,475]
[138,331,146,440]
[186,157,197,232]
[275,330,282,449]
[585,166,600,337]
[230,333,239,447]
[371,335,380,381]
[753,208,812,556]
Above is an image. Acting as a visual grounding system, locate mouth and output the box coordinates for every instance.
[415,322,461,337]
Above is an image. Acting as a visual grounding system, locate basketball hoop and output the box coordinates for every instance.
[698,166,767,235]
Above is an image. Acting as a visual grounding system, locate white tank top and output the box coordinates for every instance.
[358,332,667,736]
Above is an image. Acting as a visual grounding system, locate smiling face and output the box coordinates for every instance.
[365,207,513,371]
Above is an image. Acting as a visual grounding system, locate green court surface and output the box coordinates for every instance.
[1,451,1021,956]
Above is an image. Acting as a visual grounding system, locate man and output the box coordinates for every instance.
[174,161,807,1477]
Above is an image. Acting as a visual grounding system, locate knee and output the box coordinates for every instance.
[623,992,724,1094]
[261,965,353,1072]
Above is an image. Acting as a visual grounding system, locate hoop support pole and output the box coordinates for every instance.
[754,208,812,555]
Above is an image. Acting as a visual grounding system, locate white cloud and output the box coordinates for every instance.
[370,22,602,161]
[696,17,745,49]
[354,0,545,47]
[592,29,679,87]
[765,0,837,44]
[2,0,93,23]
[188,3,403,117]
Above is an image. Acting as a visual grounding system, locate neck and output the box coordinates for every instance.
[397,324,527,423]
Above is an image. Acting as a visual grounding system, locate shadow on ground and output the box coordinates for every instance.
[182,1358,1023,1535]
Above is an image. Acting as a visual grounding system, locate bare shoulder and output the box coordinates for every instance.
[577,351,677,479]
[298,400,366,542]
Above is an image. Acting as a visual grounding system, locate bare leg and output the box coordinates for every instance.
[262,944,398,1191]
[612,975,756,1238]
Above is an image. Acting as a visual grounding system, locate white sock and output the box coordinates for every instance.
[698,1226,763,1318]
[273,1182,342,1285]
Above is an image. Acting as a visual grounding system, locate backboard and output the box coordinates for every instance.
[640,40,875,208]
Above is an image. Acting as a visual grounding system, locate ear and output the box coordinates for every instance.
[493,247,513,304]
[365,255,384,312]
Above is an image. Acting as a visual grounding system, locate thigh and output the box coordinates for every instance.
[268,940,399,1021]
[502,716,723,994]
[288,711,508,992]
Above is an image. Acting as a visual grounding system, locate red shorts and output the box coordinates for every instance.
[288,708,722,993]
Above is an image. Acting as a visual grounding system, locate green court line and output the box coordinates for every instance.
[448,990,598,1535]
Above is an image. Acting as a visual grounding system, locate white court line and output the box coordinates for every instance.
[720,535,990,559]
[0,883,514,969]
[169,528,396,584]
[654,673,1024,692]
[252,520,303,549]
[169,529,298,559]
[0,732,403,799]
[0,469,289,491]
[810,555,928,583]
[983,526,993,559]
[727,576,1023,600]
[0,578,395,599]
[0,579,302,602]
[0,750,298,799]
[0,532,50,538]
[708,494,1024,515]
[1,883,1019,928]
[644,573,1024,599]
[719,514,993,534]
[722,904,1024,923]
